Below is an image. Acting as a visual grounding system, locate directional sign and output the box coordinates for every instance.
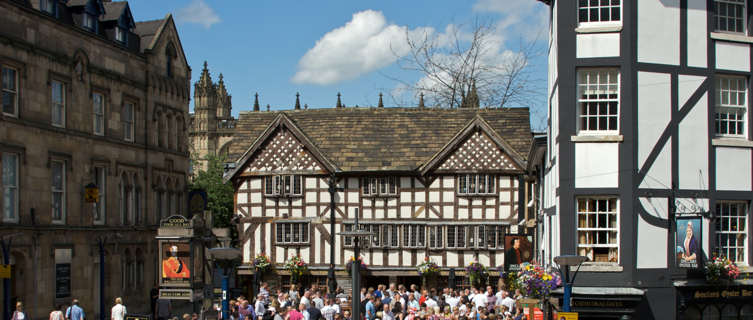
[0,265,10,279]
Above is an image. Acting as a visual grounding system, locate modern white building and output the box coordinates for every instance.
[535,0,753,318]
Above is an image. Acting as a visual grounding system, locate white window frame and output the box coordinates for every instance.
[92,92,104,136]
[403,224,425,248]
[276,222,309,245]
[51,160,66,224]
[577,0,622,27]
[457,174,496,196]
[381,224,400,248]
[2,153,19,223]
[115,26,126,43]
[123,102,134,142]
[715,75,748,138]
[716,201,748,265]
[2,66,18,118]
[577,69,620,135]
[446,225,467,249]
[486,225,506,249]
[82,13,95,30]
[93,166,106,225]
[264,175,302,197]
[714,0,747,34]
[428,225,443,249]
[51,80,65,127]
[577,197,620,263]
[362,177,398,197]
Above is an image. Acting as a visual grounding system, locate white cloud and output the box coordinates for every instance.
[292,10,432,86]
[473,0,549,42]
[175,0,221,29]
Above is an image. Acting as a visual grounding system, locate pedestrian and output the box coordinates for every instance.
[111,298,127,320]
[66,300,85,320]
[50,305,65,320]
[157,297,172,320]
[11,302,27,320]
[256,294,267,320]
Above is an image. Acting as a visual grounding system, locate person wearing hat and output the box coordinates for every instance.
[162,245,190,278]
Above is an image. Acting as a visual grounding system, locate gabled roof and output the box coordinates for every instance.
[134,17,165,52]
[100,1,126,21]
[227,107,531,175]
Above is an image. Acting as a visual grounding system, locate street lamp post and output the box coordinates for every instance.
[338,210,373,320]
[1,238,11,320]
[95,233,122,320]
[553,255,587,312]
[209,247,242,320]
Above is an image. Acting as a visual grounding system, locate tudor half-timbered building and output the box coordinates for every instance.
[225,107,532,289]
[536,0,753,318]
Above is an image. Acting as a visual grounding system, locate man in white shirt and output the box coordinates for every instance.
[111,297,126,320]
[500,291,515,312]
[471,289,487,310]
[446,292,459,309]
[320,299,336,320]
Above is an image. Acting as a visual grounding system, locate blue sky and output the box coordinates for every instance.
[127,0,549,128]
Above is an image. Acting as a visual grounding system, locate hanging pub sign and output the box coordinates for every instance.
[161,242,192,286]
[161,215,191,228]
[676,216,702,268]
[504,234,534,272]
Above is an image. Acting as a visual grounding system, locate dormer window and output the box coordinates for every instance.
[40,0,56,15]
[115,27,127,43]
[83,14,96,31]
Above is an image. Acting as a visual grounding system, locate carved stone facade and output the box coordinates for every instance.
[0,0,190,317]
[188,62,235,173]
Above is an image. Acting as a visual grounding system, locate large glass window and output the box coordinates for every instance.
[51,80,65,127]
[363,177,398,196]
[715,76,747,137]
[577,197,619,262]
[2,66,18,117]
[403,224,426,248]
[51,160,65,222]
[578,69,619,134]
[447,225,467,249]
[264,175,302,197]
[93,93,104,136]
[714,0,746,33]
[716,201,747,264]
[2,153,18,222]
[123,102,134,141]
[82,13,95,30]
[428,225,443,249]
[578,0,621,24]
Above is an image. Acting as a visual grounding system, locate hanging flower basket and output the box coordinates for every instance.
[515,263,561,299]
[417,257,440,278]
[465,261,488,287]
[253,253,272,274]
[285,255,309,282]
[705,255,740,284]
[346,256,368,276]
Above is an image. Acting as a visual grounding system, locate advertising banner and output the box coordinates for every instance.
[504,234,533,272]
[161,242,192,286]
[676,217,702,269]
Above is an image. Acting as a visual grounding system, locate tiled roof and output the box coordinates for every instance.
[229,107,532,172]
[67,0,89,6]
[100,1,126,21]
[134,18,164,51]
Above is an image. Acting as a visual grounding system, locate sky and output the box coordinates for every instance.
[127,0,550,129]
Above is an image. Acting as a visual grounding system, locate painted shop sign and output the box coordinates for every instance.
[571,300,627,308]
[159,288,193,300]
[161,215,191,228]
[692,289,753,299]
[160,242,192,286]
[675,217,702,269]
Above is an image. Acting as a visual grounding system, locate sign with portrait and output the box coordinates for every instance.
[676,217,702,268]
[160,242,192,286]
[503,234,533,272]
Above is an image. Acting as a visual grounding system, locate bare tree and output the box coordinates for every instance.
[390,20,543,109]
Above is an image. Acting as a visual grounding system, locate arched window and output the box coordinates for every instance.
[119,173,130,226]
[154,110,162,147]
[162,113,170,149]
[122,248,132,290]
[177,116,184,152]
[165,178,172,216]
[135,248,144,286]
[165,43,177,78]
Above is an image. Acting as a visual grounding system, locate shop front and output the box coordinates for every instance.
[676,281,753,319]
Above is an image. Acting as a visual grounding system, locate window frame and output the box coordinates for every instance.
[576,197,620,263]
[715,201,748,265]
[577,68,620,135]
[714,75,748,138]
[123,102,134,142]
[446,225,467,249]
[402,224,426,249]
[427,225,444,250]
[93,166,106,225]
[2,65,19,118]
[92,92,105,136]
[456,174,496,196]
[577,0,623,27]
[50,79,65,128]
[82,13,96,31]
[40,0,56,16]
[362,177,399,197]
[264,175,302,197]
[115,26,127,44]
[51,159,66,224]
[713,0,747,34]
[2,153,19,223]
[275,222,310,245]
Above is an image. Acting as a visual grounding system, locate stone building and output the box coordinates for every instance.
[189,62,235,173]
[0,0,190,317]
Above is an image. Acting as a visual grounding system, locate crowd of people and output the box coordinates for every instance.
[227,282,531,320]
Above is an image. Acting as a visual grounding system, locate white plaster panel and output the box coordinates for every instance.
[265,209,276,216]
[443,206,454,219]
[237,192,248,204]
[716,147,752,191]
[443,177,454,188]
[276,247,285,264]
[576,33,620,58]
[478,252,490,266]
[279,209,288,217]
[458,208,469,219]
[702,217,710,255]
[638,72,672,168]
[687,0,707,68]
[678,87,709,190]
[388,209,397,218]
[292,209,302,217]
[254,226,261,256]
[472,208,482,219]
[485,208,495,220]
[500,176,510,188]
[464,253,475,265]
[429,192,440,202]
[324,225,331,264]
[638,0,680,65]
[402,251,411,267]
[388,251,399,265]
[250,193,262,204]
[430,179,440,188]
[446,252,458,267]
[443,191,454,203]
[348,177,358,188]
[240,180,249,190]
[243,239,251,262]
[265,199,276,206]
[337,192,345,202]
[500,192,510,202]
[373,252,383,266]
[472,199,482,206]
[319,192,328,203]
[416,251,425,264]
[716,42,750,72]
[415,192,425,203]
[249,178,262,189]
[348,192,359,203]
[637,213,668,269]
[300,248,310,264]
[575,143,619,188]
[363,208,372,219]
[388,199,397,206]
[306,192,317,203]
[313,228,320,264]
[639,197,668,220]
[639,141,671,190]
[459,198,468,206]
[251,207,262,217]
[399,207,410,218]
[500,206,511,219]
[306,206,317,217]
[400,192,411,203]
[306,177,317,189]
[292,198,302,206]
